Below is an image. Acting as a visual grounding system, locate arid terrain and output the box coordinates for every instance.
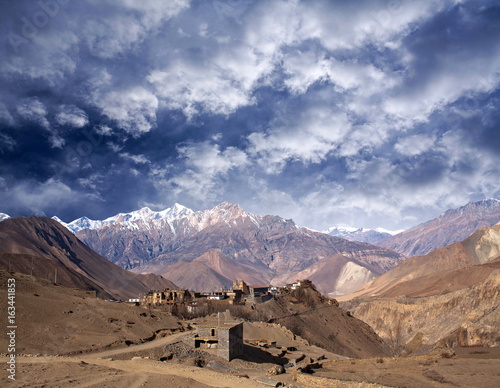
[2,271,500,387]
[340,223,500,354]
[0,212,499,387]
[0,217,177,300]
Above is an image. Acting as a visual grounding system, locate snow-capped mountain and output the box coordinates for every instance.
[67,201,404,294]
[0,213,10,222]
[323,226,403,244]
[61,203,194,233]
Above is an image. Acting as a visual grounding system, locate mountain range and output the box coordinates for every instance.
[375,199,500,257]
[0,216,177,300]
[67,202,404,295]
[3,198,500,297]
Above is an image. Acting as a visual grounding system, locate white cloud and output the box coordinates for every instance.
[16,98,50,129]
[1,179,80,215]
[283,49,397,96]
[94,124,113,136]
[0,133,16,153]
[153,141,248,203]
[83,0,190,58]
[148,61,256,118]
[0,102,14,125]
[55,105,89,128]
[395,134,435,156]
[248,107,351,173]
[199,23,208,37]
[97,87,158,136]
[1,31,79,87]
[119,152,151,164]
[294,0,454,51]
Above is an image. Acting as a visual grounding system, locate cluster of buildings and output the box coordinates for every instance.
[134,279,313,308]
[130,279,315,362]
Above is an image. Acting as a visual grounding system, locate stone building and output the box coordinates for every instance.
[232,279,250,294]
[141,288,192,306]
[193,321,243,361]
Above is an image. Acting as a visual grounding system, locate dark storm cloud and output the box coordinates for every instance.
[0,0,499,230]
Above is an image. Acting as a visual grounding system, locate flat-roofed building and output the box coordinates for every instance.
[193,321,243,361]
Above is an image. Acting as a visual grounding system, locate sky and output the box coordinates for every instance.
[0,0,499,231]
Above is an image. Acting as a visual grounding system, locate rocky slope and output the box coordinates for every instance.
[252,285,392,358]
[376,198,500,257]
[343,221,500,300]
[0,216,177,300]
[342,267,500,352]
[74,202,405,294]
[340,222,500,352]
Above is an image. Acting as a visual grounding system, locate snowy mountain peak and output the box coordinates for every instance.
[323,226,364,235]
[51,216,68,227]
[322,225,402,244]
[59,203,195,233]
[374,227,404,236]
[0,213,10,222]
[158,203,194,221]
[65,216,104,233]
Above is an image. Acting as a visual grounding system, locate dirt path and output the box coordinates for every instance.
[11,355,266,388]
[80,330,189,359]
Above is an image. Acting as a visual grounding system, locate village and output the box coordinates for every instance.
[131,279,313,310]
[127,279,315,361]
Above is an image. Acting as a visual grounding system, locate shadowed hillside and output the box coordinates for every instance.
[0,217,177,300]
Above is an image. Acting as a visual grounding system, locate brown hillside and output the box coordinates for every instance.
[341,222,500,301]
[340,223,500,352]
[253,286,391,358]
[0,217,177,300]
[0,271,184,356]
[162,250,268,291]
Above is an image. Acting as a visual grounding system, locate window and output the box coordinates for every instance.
[211,328,215,337]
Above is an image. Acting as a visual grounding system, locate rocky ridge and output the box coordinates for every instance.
[376,198,500,257]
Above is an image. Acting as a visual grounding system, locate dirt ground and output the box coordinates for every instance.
[2,340,499,387]
[2,272,500,387]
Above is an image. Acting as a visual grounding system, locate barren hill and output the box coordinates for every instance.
[340,222,500,352]
[0,216,177,300]
[255,285,391,358]
[376,198,500,257]
[342,222,500,300]
[0,271,184,356]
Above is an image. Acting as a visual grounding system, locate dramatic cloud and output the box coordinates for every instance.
[152,140,248,205]
[0,0,499,230]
